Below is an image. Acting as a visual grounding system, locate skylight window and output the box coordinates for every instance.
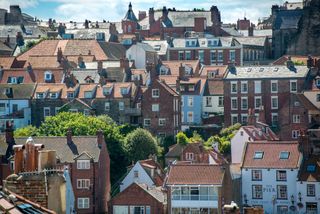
[273,68,279,72]
[254,151,264,159]
[307,164,316,172]
[279,151,290,159]
[247,68,252,72]
[259,68,264,72]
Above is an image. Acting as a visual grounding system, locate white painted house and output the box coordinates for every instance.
[231,123,278,164]
[166,164,225,214]
[0,84,35,132]
[120,158,164,192]
[241,142,302,214]
[126,43,158,69]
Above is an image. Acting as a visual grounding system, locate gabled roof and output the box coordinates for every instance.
[96,82,135,99]
[62,98,93,110]
[294,93,319,112]
[160,60,200,76]
[77,84,97,99]
[166,164,225,185]
[241,141,300,169]
[241,125,279,141]
[13,136,101,163]
[156,79,179,97]
[200,65,227,78]
[234,36,267,47]
[0,57,16,69]
[203,79,224,95]
[33,83,78,99]
[0,84,35,99]
[71,70,100,84]
[123,3,138,22]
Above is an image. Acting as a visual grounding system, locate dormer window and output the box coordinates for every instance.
[254,151,264,159]
[44,71,52,81]
[50,92,58,99]
[279,151,290,159]
[120,87,128,95]
[67,92,74,99]
[7,77,17,84]
[185,152,194,161]
[84,91,92,98]
[103,87,112,95]
[184,65,192,75]
[37,93,44,99]
[307,164,316,172]
[154,45,161,51]
[131,74,140,81]
[160,66,169,75]
[180,85,185,92]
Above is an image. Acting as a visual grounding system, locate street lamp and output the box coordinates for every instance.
[243,194,248,205]
[291,195,294,205]
[298,192,302,202]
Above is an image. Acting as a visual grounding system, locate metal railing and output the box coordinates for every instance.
[172,195,218,201]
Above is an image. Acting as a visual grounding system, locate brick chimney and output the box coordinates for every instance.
[248,24,254,37]
[120,58,129,69]
[139,11,146,21]
[299,131,311,158]
[307,55,314,68]
[97,60,103,73]
[5,121,14,144]
[26,62,33,73]
[97,130,104,148]
[247,108,256,126]
[149,8,155,25]
[147,62,157,82]
[179,63,185,80]
[162,6,168,20]
[57,47,63,63]
[258,106,266,124]
[67,128,73,144]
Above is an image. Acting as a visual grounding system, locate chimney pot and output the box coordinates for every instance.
[67,128,72,144]
[96,130,104,148]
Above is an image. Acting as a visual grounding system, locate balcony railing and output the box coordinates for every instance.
[172,194,218,201]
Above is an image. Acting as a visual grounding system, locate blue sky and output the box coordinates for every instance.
[0,0,296,24]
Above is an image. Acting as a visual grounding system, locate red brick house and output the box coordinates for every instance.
[0,126,111,214]
[110,182,167,214]
[167,37,242,66]
[141,75,180,138]
[223,63,310,133]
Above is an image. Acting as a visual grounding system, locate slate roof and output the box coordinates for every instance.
[165,143,184,158]
[136,183,166,203]
[241,126,279,141]
[166,164,225,185]
[135,43,156,52]
[241,142,300,169]
[238,29,272,37]
[0,25,47,39]
[123,3,138,22]
[272,55,320,65]
[160,60,200,76]
[71,70,100,84]
[225,65,309,80]
[200,65,227,78]
[142,40,168,56]
[14,136,101,163]
[98,42,126,60]
[0,84,35,99]
[234,36,267,47]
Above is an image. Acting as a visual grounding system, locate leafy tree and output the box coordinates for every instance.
[206,123,241,154]
[14,125,38,137]
[189,130,204,143]
[15,112,128,185]
[176,131,189,145]
[123,128,158,163]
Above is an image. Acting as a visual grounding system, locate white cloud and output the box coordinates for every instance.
[0,0,298,24]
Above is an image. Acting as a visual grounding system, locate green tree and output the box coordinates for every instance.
[189,130,204,143]
[123,128,158,163]
[176,131,189,145]
[16,112,128,185]
[14,125,38,137]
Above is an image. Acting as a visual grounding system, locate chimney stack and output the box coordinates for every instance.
[149,8,155,25]
[5,121,14,144]
[97,130,104,148]
[97,61,103,73]
[67,128,73,144]
[139,11,146,21]
[247,108,256,125]
[57,47,63,63]
[258,106,266,124]
[26,62,33,73]
[307,55,314,68]
[179,63,185,80]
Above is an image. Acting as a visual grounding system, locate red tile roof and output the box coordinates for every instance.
[0,68,64,84]
[0,56,17,69]
[17,40,110,61]
[24,56,61,69]
[166,164,225,185]
[200,65,227,78]
[204,79,224,95]
[160,60,200,76]
[96,82,135,99]
[241,142,300,169]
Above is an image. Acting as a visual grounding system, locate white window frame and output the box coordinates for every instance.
[241,114,248,124]
[277,185,287,200]
[255,96,262,109]
[185,152,194,161]
[44,107,50,117]
[231,97,238,110]
[185,51,191,60]
[0,103,6,112]
[252,170,262,181]
[292,130,300,139]
[50,93,57,99]
[271,96,278,109]
[152,104,159,112]
[159,118,166,126]
[241,81,248,94]
[218,96,224,107]
[105,102,110,111]
[229,50,236,61]
[290,80,297,93]
[119,101,124,111]
[272,113,278,125]
[37,93,44,99]
[77,160,90,170]
[231,81,237,94]
[292,114,300,123]
[254,81,261,94]
[144,118,151,127]
[252,185,263,199]
[178,51,184,60]
[152,89,160,98]
[55,107,61,115]
[188,96,193,107]
[78,197,89,209]
[205,97,212,107]
[187,111,193,123]
[271,80,278,93]
[77,179,90,189]
[44,71,52,81]
[241,97,248,110]
[67,92,74,99]
[307,184,315,196]
[276,170,287,181]
[231,114,238,125]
